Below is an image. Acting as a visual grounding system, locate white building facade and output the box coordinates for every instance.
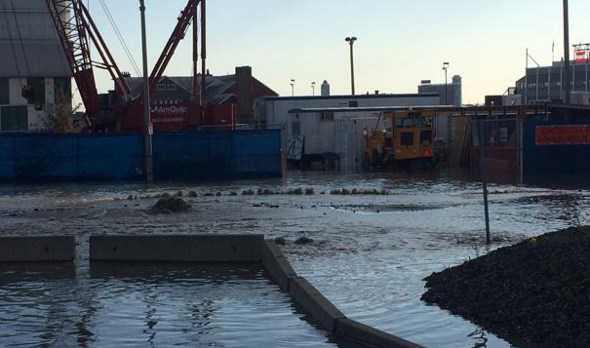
[255,93,440,127]
[0,0,71,131]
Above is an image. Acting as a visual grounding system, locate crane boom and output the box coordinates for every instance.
[45,0,211,132]
[45,0,133,121]
[45,0,99,120]
[148,0,200,93]
[76,1,133,101]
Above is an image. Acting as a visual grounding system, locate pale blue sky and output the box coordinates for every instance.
[85,0,590,104]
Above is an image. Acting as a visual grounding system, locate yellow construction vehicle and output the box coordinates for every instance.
[362,109,435,169]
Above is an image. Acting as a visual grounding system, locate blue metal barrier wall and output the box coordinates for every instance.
[152,130,282,180]
[523,118,590,180]
[78,134,145,180]
[0,130,282,182]
[0,133,145,182]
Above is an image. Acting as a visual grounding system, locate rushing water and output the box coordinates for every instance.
[1,170,589,347]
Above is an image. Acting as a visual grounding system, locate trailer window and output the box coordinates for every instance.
[1,105,28,131]
[321,111,334,121]
[420,130,432,144]
[400,132,414,146]
[26,77,45,105]
[292,121,301,136]
[401,118,414,128]
[0,79,9,105]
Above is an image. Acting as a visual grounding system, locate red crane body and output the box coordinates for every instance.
[45,0,231,132]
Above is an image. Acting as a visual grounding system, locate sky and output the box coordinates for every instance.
[83,0,590,105]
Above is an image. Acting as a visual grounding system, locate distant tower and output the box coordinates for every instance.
[321,80,330,96]
[452,75,462,106]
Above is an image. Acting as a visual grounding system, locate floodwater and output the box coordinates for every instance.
[0,263,334,347]
[1,169,589,348]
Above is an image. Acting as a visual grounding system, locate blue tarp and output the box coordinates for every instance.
[0,130,282,182]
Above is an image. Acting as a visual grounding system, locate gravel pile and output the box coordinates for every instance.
[421,226,590,348]
[149,196,192,214]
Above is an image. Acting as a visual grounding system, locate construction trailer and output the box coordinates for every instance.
[286,106,449,171]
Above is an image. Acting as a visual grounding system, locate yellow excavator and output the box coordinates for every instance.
[362,109,435,169]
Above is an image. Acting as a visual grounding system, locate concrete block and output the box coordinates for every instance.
[289,276,345,333]
[89,234,264,262]
[335,318,425,348]
[261,240,297,291]
[0,236,75,262]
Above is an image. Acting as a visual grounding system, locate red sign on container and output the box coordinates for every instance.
[536,125,590,145]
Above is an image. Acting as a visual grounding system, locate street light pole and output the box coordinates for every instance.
[345,36,357,95]
[139,0,153,183]
[290,79,295,96]
[563,0,571,104]
[442,62,449,105]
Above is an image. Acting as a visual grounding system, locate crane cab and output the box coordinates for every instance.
[363,110,435,169]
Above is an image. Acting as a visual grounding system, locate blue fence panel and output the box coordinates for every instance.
[231,130,281,177]
[13,134,78,180]
[0,136,14,179]
[523,118,590,179]
[78,133,145,181]
[153,131,233,180]
[0,129,281,182]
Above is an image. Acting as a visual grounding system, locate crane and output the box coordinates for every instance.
[44,0,212,132]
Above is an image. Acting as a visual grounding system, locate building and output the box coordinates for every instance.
[418,75,462,106]
[115,66,277,126]
[254,90,443,171]
[255,91,441,127]
[0,0,72,131]
[516,59,590,104]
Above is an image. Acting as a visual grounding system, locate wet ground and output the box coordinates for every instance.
[1,169,589,347]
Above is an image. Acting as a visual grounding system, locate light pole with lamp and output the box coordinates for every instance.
[139,0,153,182]
[442,62,449,105]
[311,81,316,96]
[345,36,357,95]
[563,0,571,104]
[290,79,295,96]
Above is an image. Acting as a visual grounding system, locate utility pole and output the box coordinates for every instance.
[139,0,153,182]
[478,116,491,244]
[442,62,449,105]
[192,0,199,101]
[201,0,207,123]
[563,0,571,104]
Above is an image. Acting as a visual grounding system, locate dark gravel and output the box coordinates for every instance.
[421,226,590,348]
[149,196,192,214]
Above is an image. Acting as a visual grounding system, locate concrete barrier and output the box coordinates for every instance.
[336,318,425,348]
[0,236,75,262]
[89,234,263,262]
[260,240,297,291]
[289,276,346,333]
